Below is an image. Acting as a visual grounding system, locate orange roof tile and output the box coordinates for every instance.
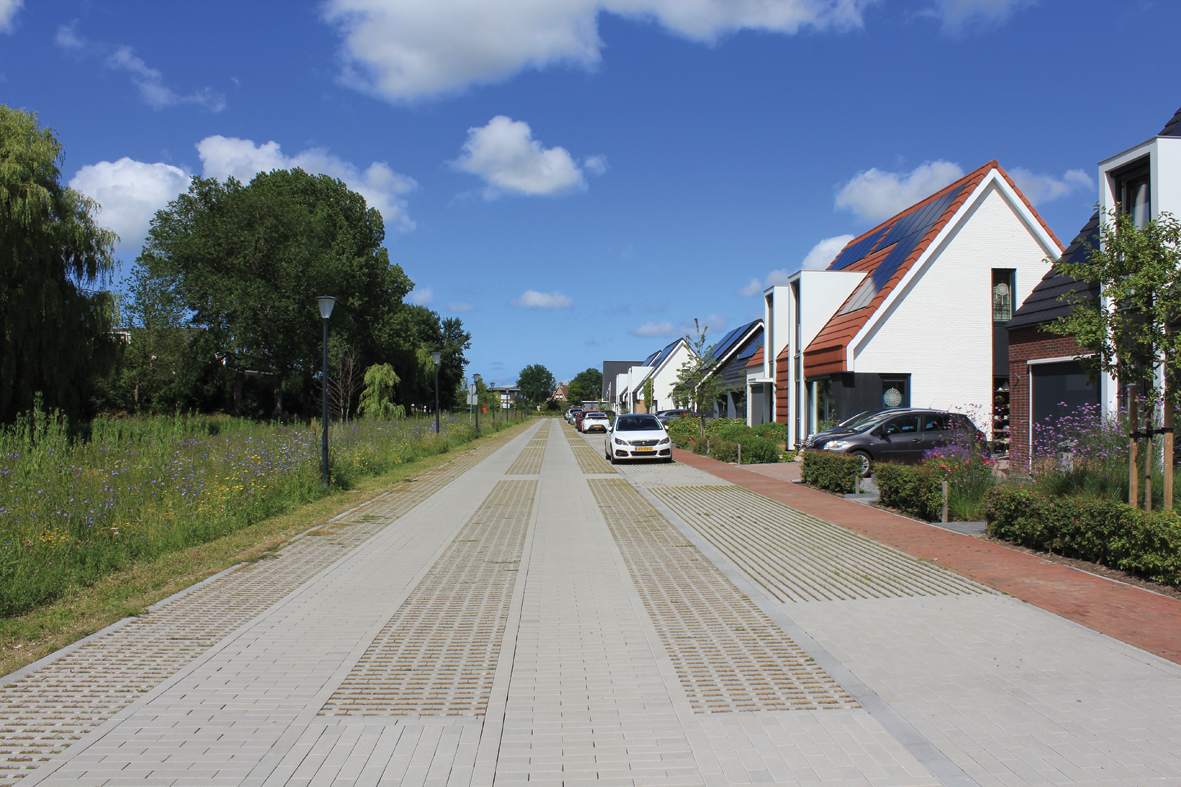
[745,345,764,369]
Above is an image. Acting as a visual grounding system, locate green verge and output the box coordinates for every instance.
[0,419,531,678]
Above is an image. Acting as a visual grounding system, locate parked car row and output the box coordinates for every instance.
[566,407,675,463]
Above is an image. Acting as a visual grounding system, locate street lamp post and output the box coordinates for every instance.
[315,296,336,487]
[431,350,441,435]
[473,374,482,431]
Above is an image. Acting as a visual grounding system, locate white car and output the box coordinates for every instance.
[580,411,611,433]
[604,414,673,463]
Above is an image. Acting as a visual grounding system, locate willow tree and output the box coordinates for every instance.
[1049,208,1181,509]
[0,105,118,422]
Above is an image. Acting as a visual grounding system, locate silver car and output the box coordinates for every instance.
[604,414,673,463]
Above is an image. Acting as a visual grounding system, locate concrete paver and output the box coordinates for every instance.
[4,421,1180,786]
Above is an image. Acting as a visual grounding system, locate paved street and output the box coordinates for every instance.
[3,419,1181,787]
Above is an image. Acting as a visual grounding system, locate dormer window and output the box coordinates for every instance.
[992,269,1014,322]
[1115,159,1151,227]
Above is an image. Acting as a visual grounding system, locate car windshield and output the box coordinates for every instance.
[838,411,876,430]
[616,416,662,431]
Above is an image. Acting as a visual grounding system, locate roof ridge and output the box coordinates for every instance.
[1160,105,1181,137]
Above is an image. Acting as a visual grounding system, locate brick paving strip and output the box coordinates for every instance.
[321,480,535,716]
[0,424,529,785]
[671,449,1181,664]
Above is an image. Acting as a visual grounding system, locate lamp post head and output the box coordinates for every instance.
[316,296,336,320]
[431,351,441,365]
[473,373,482,384]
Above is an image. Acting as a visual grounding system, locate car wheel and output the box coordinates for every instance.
[851,451,872,478]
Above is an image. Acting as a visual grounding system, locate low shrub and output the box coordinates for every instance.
[665,417,698,447]
[752,422,787,444]
[709,439,738,463]
[736,435,779,464]
[985,486,1181,586]
[875,462,945,521]
[802,450,861,494]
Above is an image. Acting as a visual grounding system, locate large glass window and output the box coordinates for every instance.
[1116,160,1151,228]
[992,269,1014,322]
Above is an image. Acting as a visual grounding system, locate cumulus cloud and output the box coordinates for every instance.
[322,0,871,102]
[408,287,433,305]
[56,23,225,111]
[633,314,727,339]
[737,235,854,295]
[197,135,417,229]
[928,0,1032,33]
[835,160,964,223]
[453,116,601,198]
[71,136,417,254]
[0,0,22,33]
[513,289,573,310]
[634,321,678,338]
[69,159,191,252]
[1009,167,1093,206]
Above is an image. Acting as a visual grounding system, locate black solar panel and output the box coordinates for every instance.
[736,332,763,361]
[868,186,964,290]
[710,321,759,362]
[829,226,889,271]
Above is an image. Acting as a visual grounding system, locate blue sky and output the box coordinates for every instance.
[3,0,1178,386]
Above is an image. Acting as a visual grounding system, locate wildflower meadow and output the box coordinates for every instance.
[0,404,525,616]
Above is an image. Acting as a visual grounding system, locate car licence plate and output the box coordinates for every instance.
[636,446,654,452]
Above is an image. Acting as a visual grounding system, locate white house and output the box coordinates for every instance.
[614,338,696,414]
[760,160,1062,447]
[686,319,763,419]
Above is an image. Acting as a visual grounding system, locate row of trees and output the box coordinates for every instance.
[1,105,471,423]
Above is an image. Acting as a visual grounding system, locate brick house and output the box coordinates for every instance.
[1006,105,1181,468]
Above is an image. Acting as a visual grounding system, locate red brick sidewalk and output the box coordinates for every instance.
[673,449,1181,665]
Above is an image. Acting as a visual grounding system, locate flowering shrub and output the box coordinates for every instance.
[0,406,524,616]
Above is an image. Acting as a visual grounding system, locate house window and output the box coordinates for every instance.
[992,269,1014,322]
[1115,159,1151,228]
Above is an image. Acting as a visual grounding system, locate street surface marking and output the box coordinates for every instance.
[653,485,994,603]
[321,480,535,716]
[589,478,858,714]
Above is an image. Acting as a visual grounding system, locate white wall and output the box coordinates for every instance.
[852,182,1055,435]
[651,343,693,408]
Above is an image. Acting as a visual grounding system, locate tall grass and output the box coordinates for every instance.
[0,405,524,616]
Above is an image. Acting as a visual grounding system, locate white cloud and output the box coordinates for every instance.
[800,234,854,270]
[72,136,417,253]
[453,116,600,198]
[738,235,854,295]
[449,301,473,313]
[928,0,1031,33]
[513,289,573,310]
[633,314,727,339]
[56,24,225,111]
[835,160,964,222]
[634,321,678,338]
[69,159,191,252]
[1009,167,1093,206]
[196,135,417,229]
[408,286,433,304]
[0,0,22,33]
[322,0,872,102]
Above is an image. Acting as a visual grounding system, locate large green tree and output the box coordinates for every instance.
[134,169,413,417]
[566,367,602,406]
[517,364,556,406]
[0,106,118,422]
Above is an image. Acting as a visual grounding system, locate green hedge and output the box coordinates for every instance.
[984,486,1181,586]
[752,422,787,443]
[801,450,861,494]
[665,417,779,463]
[875,462,944,521]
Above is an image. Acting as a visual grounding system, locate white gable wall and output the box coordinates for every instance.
[650,343,694,410]
[852,182,1054,435]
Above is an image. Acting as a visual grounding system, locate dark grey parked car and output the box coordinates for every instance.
[810,409,985,476]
